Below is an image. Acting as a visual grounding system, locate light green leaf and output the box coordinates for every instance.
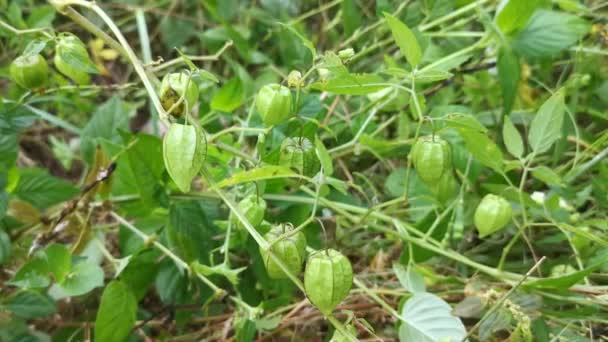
[198,69,219,83]
[503,115,524,158]
[54,261,104,298]
[512,10,589,59]
[44,244,71,283]
[496,0,541,34]
[213,165,302,189]
[444,113,487,133]
[58,46,98,74]
[399,293,466,342]
[315,137,333,176]
[414,69,452,84]
[95,280,137,342]
[497,46,520,115]
[191,261,246,286]
[211,77,244,112]
[393,264,426,293]
[531,166,563,186]
[310,74,386,95]
[528,90,565,155]
[457,129,504,172]
[384,13,422,67]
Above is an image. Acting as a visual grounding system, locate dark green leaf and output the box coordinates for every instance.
[168,201,217,263]
[4,290,56,319]
[524,252,608,289]
[341,0,362,36]
[13,168,78,210]
[497,46,520,115]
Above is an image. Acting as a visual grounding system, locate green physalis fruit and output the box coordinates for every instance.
[279,137,321,177]
[260,224,307,279]
[367,87,409,112]
[231,195,266,230]
[412,135,452,184]
[474,194,512,238]
[163,123,205,193]
[54,34,93,85]
[304,249,353,314]
[255,83,292,126]
[160,72,199,117]
[429,172,457,204]
[10,54,48,90]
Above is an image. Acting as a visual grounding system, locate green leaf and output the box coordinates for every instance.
[0,229,9,264]
[531,166,563,186]
[524,252,608,290]
[211,77,245,112]
[512,10,589,59]
[53,261,104,298]
[44,244,71,283]
[126,133,165,206]
[167,201,217,263]
[278,23,316,61]
[457,129,504,172]
[414,69,452,84]
[4,290,56,319]
[315,137,333,176]
[393,264,426,293]
[94,280,137,342]
[191,261,246,286]
[310,74,386,95]
[503,115,524,158]
[399,293,466,342]
[13,168,78,210]
[341,0,362,36]
[23,39,48,57]
[58,45,98,74]
[163,124,204,193]
[213,166,302,189]
[384,13,422,67]
[198,69,219,83]
[444,113,487,133]
[497,46,520,115]
[496,0,541,34]
[9,258,50,289]
[81,96,135,164]
[528,90,565,155]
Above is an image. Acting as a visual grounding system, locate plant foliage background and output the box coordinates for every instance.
[1,0,607,341]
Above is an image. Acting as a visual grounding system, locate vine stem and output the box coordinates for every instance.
[49,0,170,125]
[109,211,258,315]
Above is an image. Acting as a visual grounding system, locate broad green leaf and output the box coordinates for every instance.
[512,10,589,59]
[496,0,541,34]
[497,46,520,115]
[393,264,426,293]
[167,200,216,263]
[531,166,563,186]
[13,168,78,210]
[310,74,386,95]
[58,45,98,74]
[211,77,244,112]
[528,90,565,155]
[414,69,452,84]
[53,261,104,298]
[9,258,50,289]
[23,39,48,57]
[81,96,135,164]
[126,133,165,207]
[399,293,466,342]
[95,281,137,342]
[457,129,504,172]
[444,113,487,133]
[384,13,422,67]
[4,290,56,319]
[503,115,524,158]
[26,5,56,28]
[524,252,608,290]
[213,165,302,189]
[315,137,333,176]
[163,123,204,193]
[44,244,71,283]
